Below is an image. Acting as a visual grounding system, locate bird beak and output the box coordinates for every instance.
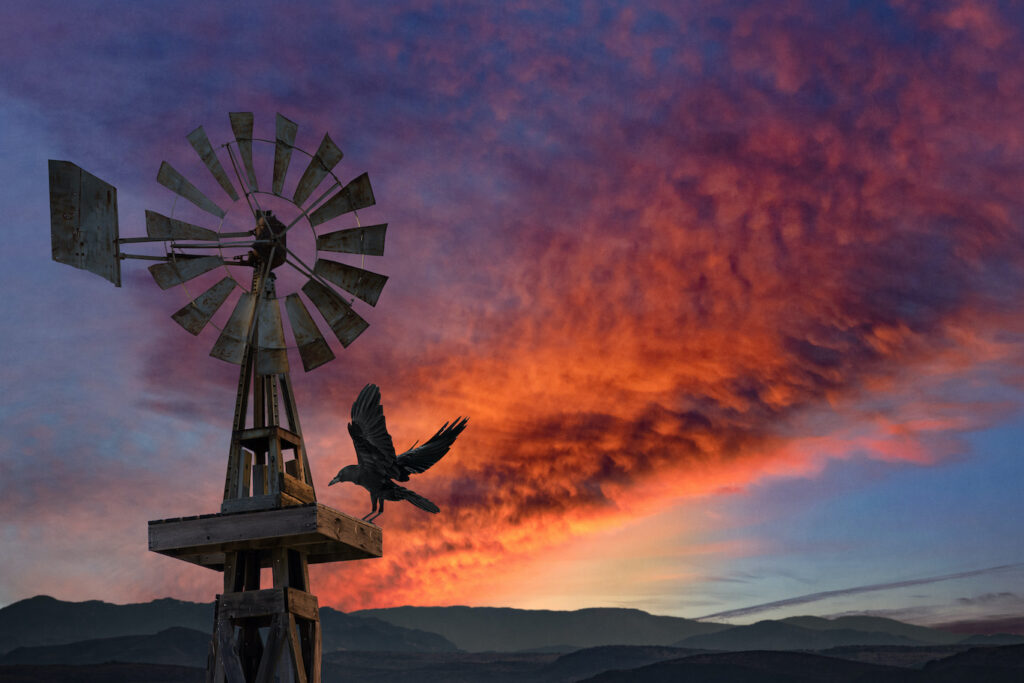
[328,474,340,486]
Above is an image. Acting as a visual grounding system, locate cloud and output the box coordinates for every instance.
[698,564,1024,620]
[5,0,1024,611]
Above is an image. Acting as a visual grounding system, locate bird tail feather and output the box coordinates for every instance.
[396,485,440,513]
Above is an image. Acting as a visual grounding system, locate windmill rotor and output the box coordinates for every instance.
[48,112,389,373]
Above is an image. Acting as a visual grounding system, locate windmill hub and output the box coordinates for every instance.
[252,210,287,270]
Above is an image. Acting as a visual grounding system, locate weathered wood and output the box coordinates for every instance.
[148,500,383,563]
[238,426,302,451]
[287,614,308,683]
[219,588,319,622]
[217,613,246,683]
[241,451,253,498]
[268,438,283,495]
[224,442,242,501]
[272,548,289,588]
[252,463,266,496]
[280,473,314,503]
[220,491,303,514]
[223,554,241,593]
[255,613,287,683]
[287,589,318,621]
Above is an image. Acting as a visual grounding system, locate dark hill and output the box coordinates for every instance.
[781,615,962,645]
[538,645,703,682]
[351,606,727,651]
[0,662,203,682]
[0,626,207,668]
[0,596,210,654]
[676,620,920,651]
[319,607,457,651]
[581,650,908,682]
[0,596,456,655]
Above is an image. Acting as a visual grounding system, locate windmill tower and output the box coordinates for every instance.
[48,113,388,683]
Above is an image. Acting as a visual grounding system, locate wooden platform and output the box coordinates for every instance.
[148,502,381,571]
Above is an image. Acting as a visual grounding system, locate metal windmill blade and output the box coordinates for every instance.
[48,112,388,376]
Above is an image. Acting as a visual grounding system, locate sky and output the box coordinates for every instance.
[2,0,1024,631]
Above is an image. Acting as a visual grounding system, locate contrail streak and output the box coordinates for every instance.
[699,563,1024,620]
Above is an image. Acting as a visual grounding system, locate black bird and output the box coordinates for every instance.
[329,383,467,523]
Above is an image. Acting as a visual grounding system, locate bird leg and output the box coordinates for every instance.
[362,495,378,521]
[367,501,384,523]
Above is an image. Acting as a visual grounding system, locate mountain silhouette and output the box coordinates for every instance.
[351,606,727,651]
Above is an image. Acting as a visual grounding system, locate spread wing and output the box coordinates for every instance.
[397,417,468,478]
[349,384,401,478]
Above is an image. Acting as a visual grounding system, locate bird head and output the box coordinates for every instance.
[328,465,359,486]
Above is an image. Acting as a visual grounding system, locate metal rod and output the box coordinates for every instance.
[118,236,171,244]
[119,253,171,261]
[171,240,266,250]
[225,143,261,220]
[283,248,353,304]
[277,178,341,239]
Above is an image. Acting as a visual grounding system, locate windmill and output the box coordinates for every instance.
[49,113,386,683]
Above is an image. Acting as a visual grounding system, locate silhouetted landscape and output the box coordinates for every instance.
[1,596,1022,682]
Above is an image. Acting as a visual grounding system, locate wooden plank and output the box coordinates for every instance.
[255,613,287,683]
[253,463,266,496]
[220,589,285,619]
[285,588,318,622]
[299,618,319,683]
[238,426,301,450]
[268,438,283,495]
[149,504,382,564]
[241,451,253,498]
[224,442,242,501]
[285,460,299,478]
[287,614,308,683]
[217,614,246,683]
[280,473,315,504]
[272,548,289,588]
[223,554,241,593]
[220,491,303,514]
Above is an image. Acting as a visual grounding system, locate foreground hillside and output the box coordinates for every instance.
[3,645,1024,682]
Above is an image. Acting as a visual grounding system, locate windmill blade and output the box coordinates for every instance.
[229,112,258,192]
[313,258,388,306]
[145,210,219,241]
[316,223,387,256]
[210,291,257,364]
[284,294,335,371]
[273,114,298,196]
[148,255,224,290]
[301,279,368,347]
[308,173,375,227]
[157,162,227,219]
[292,133,343,206]
[186,125,240,202]
[256,296,289,375]
[48,160,121,286]
[171,276,236,335]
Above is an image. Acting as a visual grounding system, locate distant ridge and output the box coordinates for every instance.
[0,595,211,654]
[781,615,964,645]
[675,619,923,651]
[350,606,728,651]
[0,596,456,656]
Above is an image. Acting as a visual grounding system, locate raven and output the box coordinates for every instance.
[328,383,467,523]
